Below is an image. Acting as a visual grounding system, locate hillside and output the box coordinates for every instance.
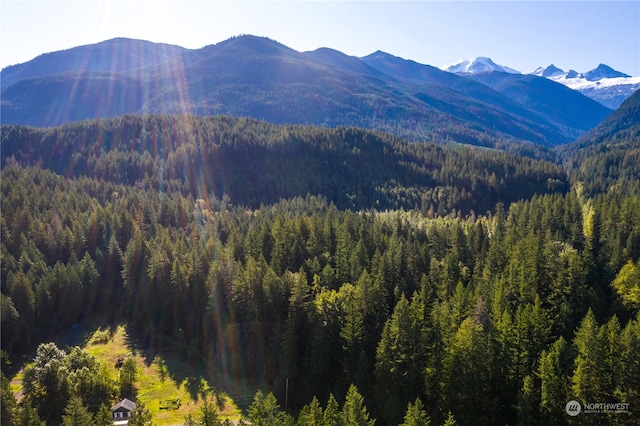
[0,115,569,215]
[1,38,186,87]
[531,63,640,109]
[352,50,596,147]
[468,72,612,135]
[303,47,394,81]
[2,155,639,425]
[5,323,244,425]
[1,35,611,147]
[2,38,639,426]
[557,89,640,195]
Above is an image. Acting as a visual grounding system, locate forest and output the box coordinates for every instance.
[1,112,640,425]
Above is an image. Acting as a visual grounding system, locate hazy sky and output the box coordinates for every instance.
[2,1,639,75]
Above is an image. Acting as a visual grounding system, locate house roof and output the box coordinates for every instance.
[111,398,137,412]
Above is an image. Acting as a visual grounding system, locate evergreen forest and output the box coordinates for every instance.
[1,110,640,425]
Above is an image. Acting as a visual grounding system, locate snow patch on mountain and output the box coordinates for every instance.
[529,64,640,109]
[442,58,637,109]
[441,57,519,74]
[551,74,640,90]
[530,64,564,78]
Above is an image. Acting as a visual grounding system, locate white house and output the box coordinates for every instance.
[111,398,136,425]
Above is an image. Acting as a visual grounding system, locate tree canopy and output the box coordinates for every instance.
[2,113,639,425]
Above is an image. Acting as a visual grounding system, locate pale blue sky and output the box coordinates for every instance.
[2,1,639,75]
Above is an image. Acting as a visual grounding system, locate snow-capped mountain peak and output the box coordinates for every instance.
[441,57,519,74]
[583,64,631,81]
[529,63,633,83]
[528,63,639,109]
[442,56,637,109]
[530,64,565,78]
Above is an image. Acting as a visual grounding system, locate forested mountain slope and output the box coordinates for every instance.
[2,164,639,425]
[1,35,611,148]
[2,111,640,425]
[557,89,640,196]
[468,71,612,134]
[0,115,568,214]
[362,51,611,143]
[0,38,186,87]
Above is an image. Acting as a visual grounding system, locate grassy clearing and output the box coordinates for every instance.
[86,325,242,425]
[9,369,25,399]
[12,324,242,426]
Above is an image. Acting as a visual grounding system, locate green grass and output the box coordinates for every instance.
[86,325,242,425]
[12,324,242,425]
[9,368,25,398]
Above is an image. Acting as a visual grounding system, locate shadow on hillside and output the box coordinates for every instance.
[123,321,271,412]
[10,316,270,413]
[6,315,118,379]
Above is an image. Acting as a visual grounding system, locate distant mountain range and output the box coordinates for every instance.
[1,36,614,148]
[530,64,640,109]
[443,57,639,110]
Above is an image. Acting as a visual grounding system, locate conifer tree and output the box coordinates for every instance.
[341,384,375,426]
[443,316,494,425]
[297,397,324,426]
[1,371,16,426]
[16,401,45,426]
[572,309,607,404]
[442,411,456,426]
[94,404,114,426]
[128,401,153,426]
[374,292,427,424]
[323,394,342,426]
[516,375,539,426]
[539,336,573,424]
[618,315,640,422]
[399,398,431,426]
[61,396,93,426]
[119,355,138,399]
[246,390,290,426]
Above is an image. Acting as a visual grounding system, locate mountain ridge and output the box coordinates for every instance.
[529,63,639,109]
[0,114,570,213]
[557,89,640,196]
[0,35,612,148]
[444,58,638,109]
[466,72,612,133]
[1,37,187,87]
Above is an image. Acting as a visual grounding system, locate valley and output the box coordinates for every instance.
[1,36,639,426]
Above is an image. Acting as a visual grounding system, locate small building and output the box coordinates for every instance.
[111,398,136,425]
